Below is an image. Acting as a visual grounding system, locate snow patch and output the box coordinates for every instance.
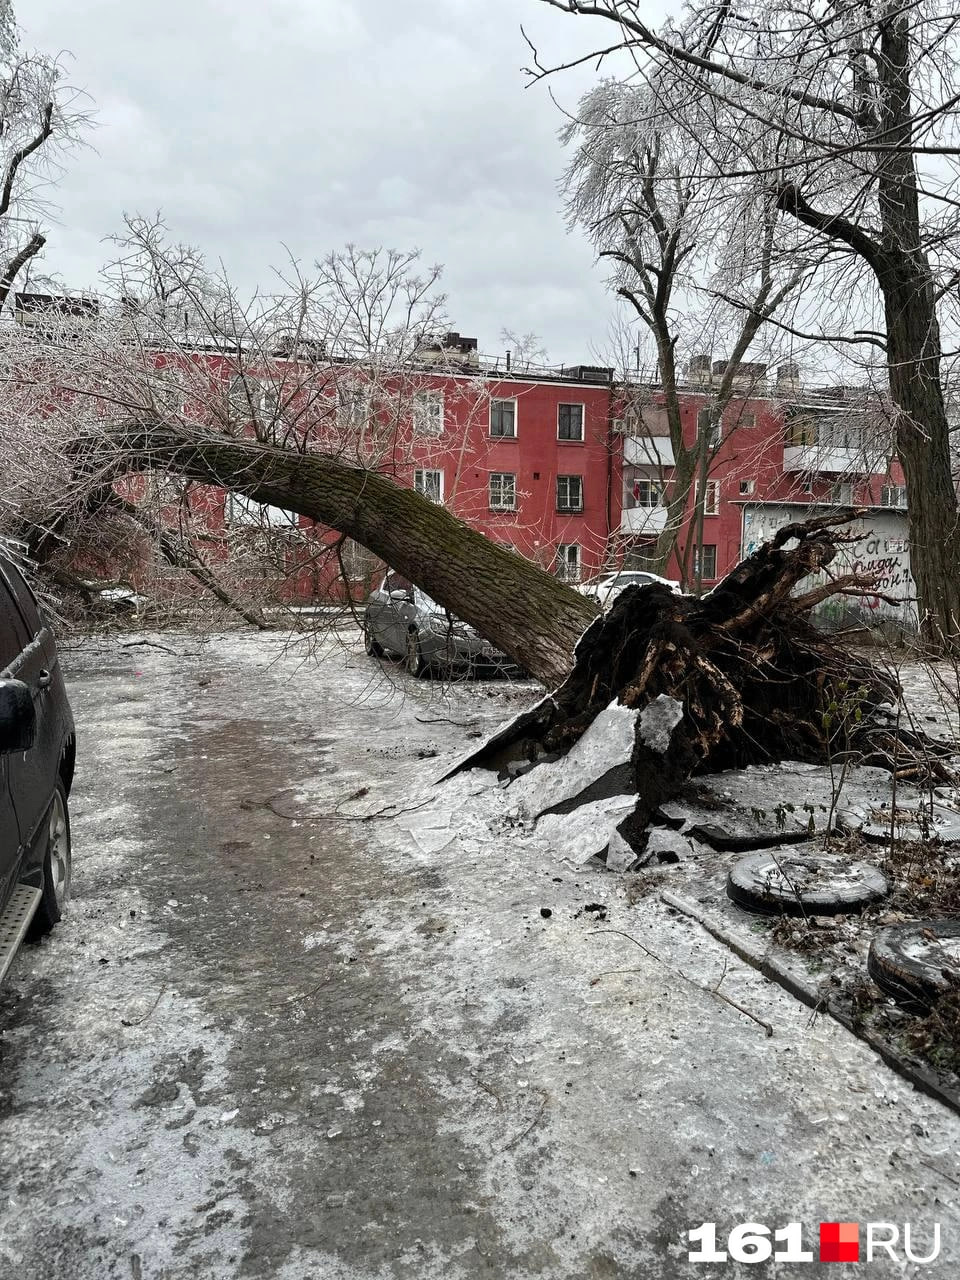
[639,694,684,754]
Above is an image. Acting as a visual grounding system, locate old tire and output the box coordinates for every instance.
[29,782,72,938]
[363,622,382,657]
[868,920,960,1012]
[726,850,888,917]
[405,630,427,678]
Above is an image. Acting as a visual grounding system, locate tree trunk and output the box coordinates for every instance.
[101,426,599,685]
[883,276,960,649]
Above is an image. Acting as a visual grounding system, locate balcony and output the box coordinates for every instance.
[783,444,885,474]
[621,506,668,534]
[624,435,675,467]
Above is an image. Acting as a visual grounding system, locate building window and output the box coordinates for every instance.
[881,484,907,509]
[696,479,720,515]
[341,539,378,582]
[260,382,282,417]
[694,544,717,580]
[412,389,444,436]
[155,381,183,415]
[414,469,443,503]
[785,414,817,447]
[489,472,516,511]
[832,481,855,505]
[732,408,756,430]
[632,478,663,508]
[490,398,516,438]
[228,494,297,528]
[558,403,584,441]
[229,374,260,414]
[698,406,720,448]
[557,475,583,512]
[555,543,581,582]
[337,379,370,426]
[739,479,756,496]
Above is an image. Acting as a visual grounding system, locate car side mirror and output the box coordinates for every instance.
[0,679,36,753]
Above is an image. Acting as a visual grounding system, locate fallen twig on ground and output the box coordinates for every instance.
[591,928,774,1036]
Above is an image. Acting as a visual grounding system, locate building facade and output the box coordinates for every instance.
[11,296,911,604]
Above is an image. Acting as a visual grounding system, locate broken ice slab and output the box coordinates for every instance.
[667,761,910,852]
[508,698,640,820]
[535,794,638,866]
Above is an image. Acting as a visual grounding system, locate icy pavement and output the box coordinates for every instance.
[0,631,958,1278]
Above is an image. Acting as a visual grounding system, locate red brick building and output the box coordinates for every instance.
[19,295,906,603]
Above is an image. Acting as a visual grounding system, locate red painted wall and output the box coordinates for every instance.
[94,347,911,600]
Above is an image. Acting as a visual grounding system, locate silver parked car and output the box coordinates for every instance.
[363,571,512,677]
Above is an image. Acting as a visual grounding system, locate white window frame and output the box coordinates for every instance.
[489,471,517,511]
[336,378,371,426]
[260,381,282,417]
[341,539,378,582]
[155,380,184,416]
[557,402,585,442]
[414,468,444,503]
[832,481,855,505]
[695,479,720,515]
[738,479,756,496]
[556,474,583,513]
[698,406,721,449]
[555,543,581,583]
[694,543,718,580]
[489,397,517,439]
[228,373,260,415]
[632,478,663,508]
[881,484,907,509]
[228,494,298,529]
[412,389,444,437]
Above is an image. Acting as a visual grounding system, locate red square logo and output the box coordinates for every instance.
[820,1222,860,1263]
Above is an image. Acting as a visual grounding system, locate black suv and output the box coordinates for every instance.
[0,549,75,978]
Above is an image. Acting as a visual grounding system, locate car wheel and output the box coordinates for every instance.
[363,621,383,657]
[405,629,427,677]
[868,920,960,1013]
[725,850,888,917]
[29,781,72,938]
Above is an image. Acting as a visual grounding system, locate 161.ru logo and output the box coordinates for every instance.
[688,1221,941,1264]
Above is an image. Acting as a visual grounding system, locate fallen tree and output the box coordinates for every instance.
[78,423,599,687]
[453,512,955,850]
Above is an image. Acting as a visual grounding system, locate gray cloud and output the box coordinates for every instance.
[17,0,654,363]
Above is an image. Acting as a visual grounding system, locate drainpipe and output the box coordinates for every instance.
[605,378,616,567]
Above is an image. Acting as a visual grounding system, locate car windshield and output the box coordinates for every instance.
[414,588,445,614]
[600,572,650,586]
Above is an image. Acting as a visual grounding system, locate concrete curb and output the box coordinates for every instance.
[660,889,960,1118]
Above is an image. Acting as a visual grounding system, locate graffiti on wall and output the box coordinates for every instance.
[741,505,915,625]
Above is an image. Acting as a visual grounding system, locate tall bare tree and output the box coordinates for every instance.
[533,0,960,647]
[0,1,88,309]
[562,83,808,587]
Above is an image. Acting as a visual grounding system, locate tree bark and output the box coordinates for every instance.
[100,425,599,685]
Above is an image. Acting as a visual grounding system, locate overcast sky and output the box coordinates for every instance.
[17,0,665,366]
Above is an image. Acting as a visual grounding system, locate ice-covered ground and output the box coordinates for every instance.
[0,629,957,1278]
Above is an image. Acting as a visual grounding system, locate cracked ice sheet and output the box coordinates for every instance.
[509,698,640,819]
[535,795,638,866]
